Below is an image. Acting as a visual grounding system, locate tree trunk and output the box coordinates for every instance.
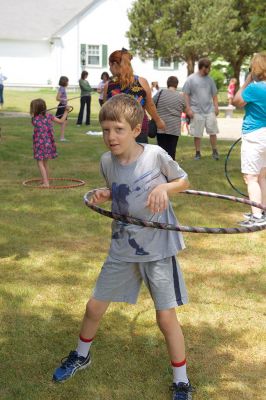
[186,56,195,75]
[231,59,244,89]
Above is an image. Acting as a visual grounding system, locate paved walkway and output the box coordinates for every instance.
[1,112,243,141]
[217,117,242,140]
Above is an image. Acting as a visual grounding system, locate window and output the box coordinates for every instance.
[87,45,100,65]
[153,58,179,70]
[80,44,107,68]
[159,58,173,69]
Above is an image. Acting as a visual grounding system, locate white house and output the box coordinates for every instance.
[0,0,188,89]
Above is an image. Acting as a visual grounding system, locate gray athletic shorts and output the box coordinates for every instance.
[93,255,188,310]
[189,112,219,137]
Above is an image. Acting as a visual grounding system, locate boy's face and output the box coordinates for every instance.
[101,118,141,158]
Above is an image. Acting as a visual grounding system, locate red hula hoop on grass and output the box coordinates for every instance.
[23,177,85,189]
[84,188,266,234]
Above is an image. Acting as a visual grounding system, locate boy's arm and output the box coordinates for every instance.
[147,177,189,214]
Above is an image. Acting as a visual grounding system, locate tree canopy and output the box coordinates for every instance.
[127,0,266,81]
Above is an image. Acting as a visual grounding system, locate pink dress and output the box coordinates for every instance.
[32,113,58,160]
[227,83,236,99]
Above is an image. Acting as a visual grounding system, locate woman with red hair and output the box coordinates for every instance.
[104,48,165,143]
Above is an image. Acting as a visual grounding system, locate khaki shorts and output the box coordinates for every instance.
[93,254,188,311]
[189,113,219,137]
[241,128,266,175]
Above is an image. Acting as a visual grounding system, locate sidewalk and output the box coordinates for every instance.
[1,112,243,141]
[217,117,242,140]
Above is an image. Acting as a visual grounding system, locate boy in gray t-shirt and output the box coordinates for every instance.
[53,94,194,399]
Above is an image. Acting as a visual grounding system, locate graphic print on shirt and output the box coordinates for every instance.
[111,168,162,256]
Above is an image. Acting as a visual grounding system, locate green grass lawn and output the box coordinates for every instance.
[0,93,264,400]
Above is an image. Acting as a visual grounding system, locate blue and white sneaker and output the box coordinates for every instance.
[171,381,194,400]
[53,350,91,382]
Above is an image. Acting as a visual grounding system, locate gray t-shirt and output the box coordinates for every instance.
[153,89,185,136]
[182,73,217,114]
[100,144,188,262]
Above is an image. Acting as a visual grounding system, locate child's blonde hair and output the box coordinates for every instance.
[30,98,47,116]
[99,94,144,129]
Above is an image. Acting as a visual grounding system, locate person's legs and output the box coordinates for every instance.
[80,298,110,340]
[194,137,201,152]
[156,308,186,363]
[156,309,193,399]
[157,134,179,160]
[53,298,110,382]
[53,256,143,382]
[60,120,67,140]
[37,160,49,186]
[209,134,219,159]
[77,97,86,125]
[189,114,204,159]
[258,167,266,208]
[85,96,91,125]
[243,173,263,217]
[0,84,3,107]
[206,113,219,159]
[43,159,49,181]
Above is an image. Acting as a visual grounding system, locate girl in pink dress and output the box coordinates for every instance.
[227,78,237,106]
[30,98,69,187]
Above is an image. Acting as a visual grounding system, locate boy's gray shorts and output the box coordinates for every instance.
[93,255,188,310]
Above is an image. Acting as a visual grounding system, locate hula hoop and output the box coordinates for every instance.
[46,105,74,115]
[225,138,248,198]
[23,177,85,189]
[84,188,266,234]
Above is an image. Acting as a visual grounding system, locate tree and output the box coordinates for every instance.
[127,0,266,81]
[202,0,266,84]
[127,0,212,75]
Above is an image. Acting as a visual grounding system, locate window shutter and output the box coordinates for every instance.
[174,60,179,70]
[102,45,108,67]
[153,58,159,69]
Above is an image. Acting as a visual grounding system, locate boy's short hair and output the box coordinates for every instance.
[99,94,144,129]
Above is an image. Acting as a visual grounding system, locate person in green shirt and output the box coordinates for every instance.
[77,71,92,126]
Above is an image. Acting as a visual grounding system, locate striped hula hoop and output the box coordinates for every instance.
[84,188,266,234]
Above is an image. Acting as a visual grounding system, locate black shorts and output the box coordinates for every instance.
[56,103,67,119]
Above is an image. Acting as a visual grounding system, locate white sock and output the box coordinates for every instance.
[76,335,94,358]
[172,359,189,384]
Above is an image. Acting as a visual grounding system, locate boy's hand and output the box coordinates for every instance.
[146,185,168,213]
[90,188,111,204]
